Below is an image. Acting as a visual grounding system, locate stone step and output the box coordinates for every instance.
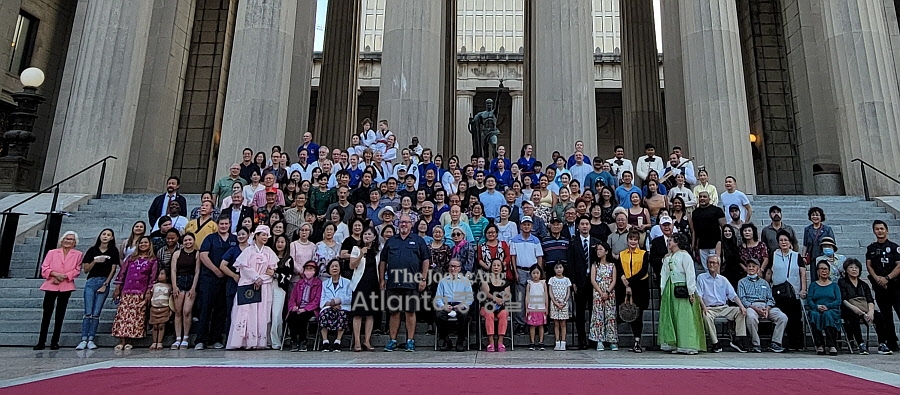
[0,308,117,322]
[1,320,112,334]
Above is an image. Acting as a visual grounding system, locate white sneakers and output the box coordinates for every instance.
[75,341,87,350]
[554,341,567,351]
[87,341,97,350]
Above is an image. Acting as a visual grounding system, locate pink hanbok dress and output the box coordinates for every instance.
[226,244,277,350]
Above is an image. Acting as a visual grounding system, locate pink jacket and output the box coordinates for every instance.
[40,248,84,292]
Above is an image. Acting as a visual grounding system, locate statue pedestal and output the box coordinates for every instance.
[0,157,34,192]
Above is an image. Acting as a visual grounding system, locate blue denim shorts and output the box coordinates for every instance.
[176,275,195,292]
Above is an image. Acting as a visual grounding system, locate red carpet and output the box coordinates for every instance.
[3,367,897,394]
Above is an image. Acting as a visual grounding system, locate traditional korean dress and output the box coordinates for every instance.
[226,243,277,350]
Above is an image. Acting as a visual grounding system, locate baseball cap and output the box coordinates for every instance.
[659,216,673,225]
[265,187,277,194]
[521,216,533,223]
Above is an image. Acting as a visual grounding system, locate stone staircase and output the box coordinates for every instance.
[0,194,896,348]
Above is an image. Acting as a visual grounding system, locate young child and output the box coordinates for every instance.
[590,242,618,351]
[525,264,548,351]
[148,270,173,350]
[548,262,572,351]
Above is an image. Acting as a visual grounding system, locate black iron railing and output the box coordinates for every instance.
[851,158,900,201]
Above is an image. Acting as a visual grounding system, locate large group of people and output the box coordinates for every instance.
[31,127,900,356]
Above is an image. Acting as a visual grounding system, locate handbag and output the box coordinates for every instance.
[772,252,798,302]
[236,284,262,305]
[350,246,365,291]
[847,297,869,313]
[772,282,796,302]
[618,292,640,323]
[673,284,690,299]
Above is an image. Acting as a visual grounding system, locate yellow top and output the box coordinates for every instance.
[619,248,649,280]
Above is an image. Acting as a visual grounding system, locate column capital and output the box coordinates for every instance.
[509,89,524,98]
[456,90,476,98]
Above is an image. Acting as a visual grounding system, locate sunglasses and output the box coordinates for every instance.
[452,233,463,237]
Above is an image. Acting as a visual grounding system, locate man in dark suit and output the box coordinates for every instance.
[566,216,599,350]
[648,216,676,287]
[149,176,188,226]
[220,193,254,233]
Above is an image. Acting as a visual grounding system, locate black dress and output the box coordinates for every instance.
[351,248,380,316]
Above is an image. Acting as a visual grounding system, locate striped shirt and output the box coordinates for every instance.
[738,276,775,308]
[510,234,543,269]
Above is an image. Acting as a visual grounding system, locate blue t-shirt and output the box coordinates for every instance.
[615,185,643,209]
[200,233,238,277]
[380,234,430,290]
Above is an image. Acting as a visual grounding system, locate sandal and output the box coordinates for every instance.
[172,338,182,350]
[114,344,124,351]
[124,344,133,350]
[363,344,375,351]
[149,343,157,350]
[632,342,643,353]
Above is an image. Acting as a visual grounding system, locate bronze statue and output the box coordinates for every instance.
[468,81,505,160]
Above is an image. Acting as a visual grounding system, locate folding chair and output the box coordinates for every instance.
[434,314,471,350]
[713,317,735,344]
[478,309,515,350]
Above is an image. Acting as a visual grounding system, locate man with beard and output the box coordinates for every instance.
[760,205,798,255]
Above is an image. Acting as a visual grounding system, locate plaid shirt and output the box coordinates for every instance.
[738,276,775,308]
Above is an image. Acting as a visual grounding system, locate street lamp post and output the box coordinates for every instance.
[0,67,45,192]
[3,67,46,159]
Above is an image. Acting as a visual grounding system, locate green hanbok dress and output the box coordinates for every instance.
[658,250,707,353]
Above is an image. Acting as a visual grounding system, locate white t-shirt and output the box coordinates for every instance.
[720,190,751,222]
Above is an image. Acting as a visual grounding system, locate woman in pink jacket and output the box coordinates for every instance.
[34,231,83,350]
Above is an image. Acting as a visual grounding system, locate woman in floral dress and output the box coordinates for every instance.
[589,241,618,350]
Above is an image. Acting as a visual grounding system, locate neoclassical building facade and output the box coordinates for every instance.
[2,0,900,196]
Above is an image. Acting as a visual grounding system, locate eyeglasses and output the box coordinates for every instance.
[449,265,461,268]
[399,220,411,224]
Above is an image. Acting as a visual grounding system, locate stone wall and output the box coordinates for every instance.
[739,0,802,194]
[171,0,236,193]
[0,0,75,190]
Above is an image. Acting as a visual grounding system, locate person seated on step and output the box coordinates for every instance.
[738,258,788,353]
[434,258,474,352]
[838,258,893,355]
[696,254,748,353]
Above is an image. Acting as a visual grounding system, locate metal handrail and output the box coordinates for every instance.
[2,155,117,213]
[851,158,900,201]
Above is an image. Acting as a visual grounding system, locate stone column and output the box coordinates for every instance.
[217,0,298,180]
[378,0,446,150]
[51,0,154,193]
[526,0,598,159]
[455,90,476,158]
[284,0,318,157]
[127,0,196,193]
[510,90,525,157]
[679,0,756,193]
[818,0,900,196]
[621,0,666,159]
[314,0,361,152]
[661,0,689,153]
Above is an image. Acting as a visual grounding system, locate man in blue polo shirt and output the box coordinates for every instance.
[195,217,237,350]
[510,216,544,331]
[480,175,505,221]
[380,214,431,352]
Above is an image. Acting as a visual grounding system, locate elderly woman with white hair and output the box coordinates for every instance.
[34,231,84,350]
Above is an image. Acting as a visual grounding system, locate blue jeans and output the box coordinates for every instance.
[81,277,109,341]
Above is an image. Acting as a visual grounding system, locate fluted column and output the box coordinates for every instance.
[526,0,597,159]
[284,0,318,156]
[217,0,299,179]
[379,0,446,150]
[679,0,756,193]
[510,90,525,156]
[661,0,689,153]
[621,0,665,159]
[455,90,476,157]
[315,0,361,152]
[127,0,196,192]
[51,0,154,193]
[819,0,900,195]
